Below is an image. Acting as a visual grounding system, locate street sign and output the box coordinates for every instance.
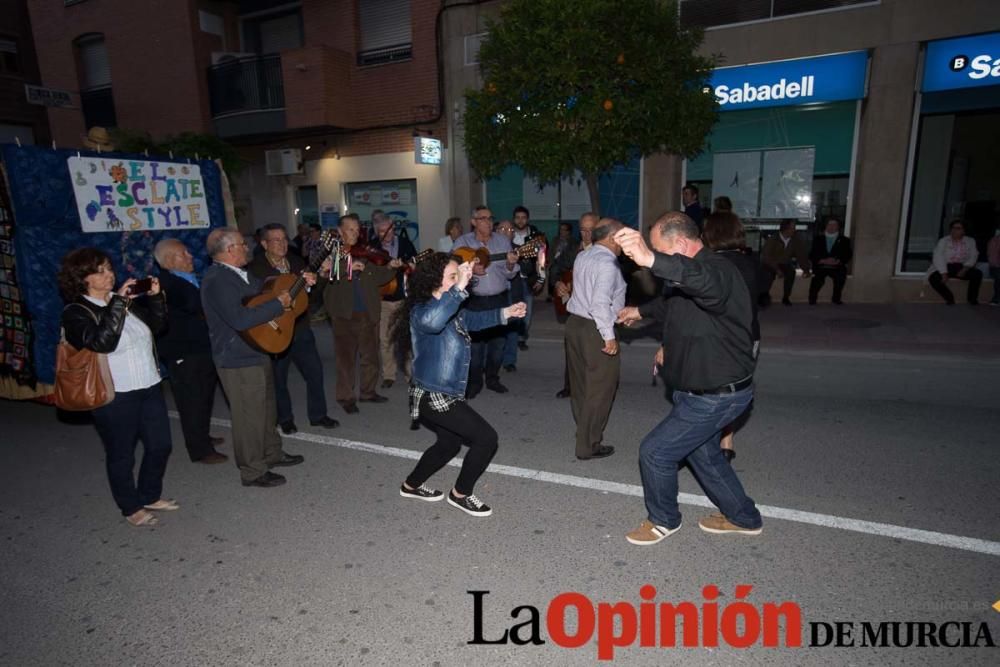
[24,84,73,108]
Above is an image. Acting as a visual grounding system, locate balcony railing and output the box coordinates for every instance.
[679,0,879,29]
[207,54,284,118]
[80,86,117,128]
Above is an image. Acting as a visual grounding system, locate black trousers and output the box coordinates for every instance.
[91,384,173,516]
[928,264,982,304]
[406,396,499,495]
[466,291,509,390]
[272,325,328,424]
[762,263,796,300]
[809,266,847,303]
[166,353,217,461]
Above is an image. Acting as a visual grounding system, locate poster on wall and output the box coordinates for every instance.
[345,179,420,246]
[760,148,815,220]
[711,151,761,219]
[67,157,210,233]
[381,185,412,205]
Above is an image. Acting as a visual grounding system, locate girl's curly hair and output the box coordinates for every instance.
[389,252,454,362]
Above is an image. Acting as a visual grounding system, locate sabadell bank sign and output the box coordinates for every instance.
[923,31,1000,92]
[708,51,869,111]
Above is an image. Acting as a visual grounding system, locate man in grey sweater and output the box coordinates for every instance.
[200,228,307,487]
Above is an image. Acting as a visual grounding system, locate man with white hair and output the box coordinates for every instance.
[154,238,226,464]
[200,228,307,488]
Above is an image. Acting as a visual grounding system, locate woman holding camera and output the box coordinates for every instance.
[58,248,175,527]
[390,253,525,517]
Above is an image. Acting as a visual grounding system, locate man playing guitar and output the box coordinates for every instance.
[371,211,417,389]
[248,223,340,435]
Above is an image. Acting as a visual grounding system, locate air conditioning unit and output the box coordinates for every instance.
[266,149,303,176]
[211,51,256,66]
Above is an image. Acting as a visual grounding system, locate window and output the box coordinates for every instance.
[358,0,412,66]
[464,33,485,67]
[74,34,116,128]
[679,0,878,29]
[0,38,20,75]
[243,9,303,54]
[296,186,319,226]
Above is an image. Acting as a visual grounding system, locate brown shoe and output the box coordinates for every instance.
[625,519,681,546]
[698,514,762,535]
[196,452,228,464]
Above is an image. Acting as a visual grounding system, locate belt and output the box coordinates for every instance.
[686,375,753,396]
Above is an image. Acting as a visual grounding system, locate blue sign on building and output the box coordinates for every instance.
[709,51,869,111]
[923,32,1000,93]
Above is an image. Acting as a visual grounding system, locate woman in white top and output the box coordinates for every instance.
[58,248,174,527]
[928,220,982,305]
[437,217,464,252]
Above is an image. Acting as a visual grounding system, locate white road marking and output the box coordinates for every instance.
[177,412,1000,557]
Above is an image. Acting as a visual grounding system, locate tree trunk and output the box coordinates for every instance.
[585,173,601,217]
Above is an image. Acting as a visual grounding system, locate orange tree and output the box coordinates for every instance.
[463,0,718,214]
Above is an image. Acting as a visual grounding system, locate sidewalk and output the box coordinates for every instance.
[528,298,1000,362]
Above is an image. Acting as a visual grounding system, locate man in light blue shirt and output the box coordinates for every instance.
[566,218,627,460]
[452,206,519,397]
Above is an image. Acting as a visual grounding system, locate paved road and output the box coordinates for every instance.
[1,323,998,665]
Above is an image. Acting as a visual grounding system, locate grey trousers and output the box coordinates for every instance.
[566,314,620,458]
[217,363,285,482]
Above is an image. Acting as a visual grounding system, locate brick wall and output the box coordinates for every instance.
[0,0,50,144]
[27,0,213,148]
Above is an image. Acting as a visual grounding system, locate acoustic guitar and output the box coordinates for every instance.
[553,270,573,318]
[451,235,543,268]
[242,230,337,354]
[379,248,435,298]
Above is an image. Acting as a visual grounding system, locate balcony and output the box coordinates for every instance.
[207,54,286,139]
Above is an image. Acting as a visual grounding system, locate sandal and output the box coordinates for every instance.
[126,509,159,527]
[143,499,180,511]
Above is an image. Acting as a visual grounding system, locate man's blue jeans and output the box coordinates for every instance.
[639,387,762,530]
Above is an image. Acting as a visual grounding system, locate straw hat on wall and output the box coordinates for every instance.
[81,127,116,151]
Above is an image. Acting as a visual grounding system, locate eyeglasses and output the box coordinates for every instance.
[474,215,495,222]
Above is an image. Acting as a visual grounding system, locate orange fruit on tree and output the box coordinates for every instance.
[603,99,613,111]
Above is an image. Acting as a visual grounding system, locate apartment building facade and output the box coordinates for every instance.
[27,0,450,245]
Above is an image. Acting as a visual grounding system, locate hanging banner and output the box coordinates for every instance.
[67,156,210,233]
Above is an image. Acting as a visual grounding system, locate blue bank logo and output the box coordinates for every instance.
[709,51,868,111]
[924,32,1000,92]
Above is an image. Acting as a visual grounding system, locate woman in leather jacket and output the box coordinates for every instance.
[58,247,175,527]
[389,252,525,517]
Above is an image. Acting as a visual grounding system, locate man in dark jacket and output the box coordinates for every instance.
[201,228,306,488]
[322,214,400,413]
[248,223,339,434]
[370,211,417,388]
[808,218,853,305]
[615,212,763,546]
[507,205,546,355]
[154,239,227,464]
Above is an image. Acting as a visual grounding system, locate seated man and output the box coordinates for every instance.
[928,219,982,305]
[760,219,810,306]
[808,218,853,305]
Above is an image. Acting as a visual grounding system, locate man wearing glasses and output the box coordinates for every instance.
[452,206,520,398]
[201,228,307,488]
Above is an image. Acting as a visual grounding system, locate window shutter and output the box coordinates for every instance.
[78,36,111,89]
[258,12,303,54]
[360,0,412,52]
